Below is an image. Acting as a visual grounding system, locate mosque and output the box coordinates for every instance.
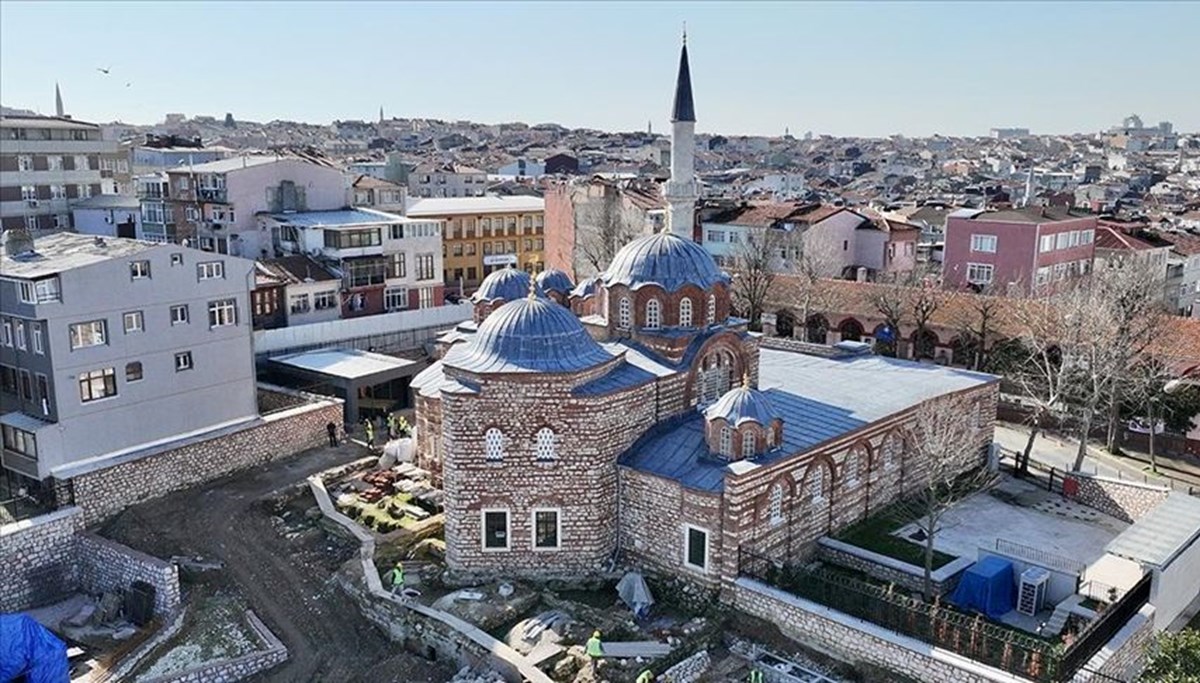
[411,37,998,591]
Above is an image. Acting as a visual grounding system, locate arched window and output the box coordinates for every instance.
[845,447,862,485]
[618,296,631,330]
[741,430,757,459]
[679,298,693,328]
[535,427,557,461]
[808,465,826,502]
[883,433,901,471]
[766,427,776,449]
[485,427,505,462]
[720,426,733,456]
[707,293,716,325]
[645,299,661,329]
[769,484,784,526]
[699,349,735,405]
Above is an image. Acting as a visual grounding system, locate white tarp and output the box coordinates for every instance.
[616,571,654,619]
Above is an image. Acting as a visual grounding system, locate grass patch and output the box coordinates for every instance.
[836,503,957,570]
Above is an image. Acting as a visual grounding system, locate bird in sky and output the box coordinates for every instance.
[125,82,132,88]
[96,66,111,74]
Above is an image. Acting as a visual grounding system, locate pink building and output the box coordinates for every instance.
[943,207,1097,294]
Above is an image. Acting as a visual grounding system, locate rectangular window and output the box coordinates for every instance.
[78,367,117,403]
[389,252,407,279]
[35,374,49,413]
[21,185,35,201]
[1,319,10,347]
[1069,231,1080,247]
[17,281,36,304]
[0,365,15,395]
[389,224,405,240]
[533,509,560,550]
[32,277,60,304]
[465,243,477,256]
[1055,232,1070,250]
[313,291,338,310]
[289,294,311,314]
[1081,229,1094,244]
[170,305,189,325]
[123,311,144,333]
[28,322,43,354]
[17,155,32,171]
[207,299,237,328]
[482,510,509,550]
[344,258,388,287]
[1036,266,1052,286]
[970,234,997,253]
[171,253,184,266]
[419,287,434,309]
[13,321,25,351]
[384,287,408,311]
[1040,235,1055,253]
[197,261,225,280]
[19,369,33,401]
[48,156,63,171]
[324,228,382,249]
[684,525,709,571]
[69,320,107,349]
[416,253,436,280]
[130,260,151,279]
[1,425,37,460]
[1054,262,1068,280]
[966,263,994,285]
[125,361,144,382]
[174,351,193,372]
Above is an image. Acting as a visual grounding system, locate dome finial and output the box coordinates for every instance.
[682,21,687,45]
[527,273,538,300]
[742,372,750,389]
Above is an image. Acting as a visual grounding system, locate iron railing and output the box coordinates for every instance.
[1058,572,1152,677]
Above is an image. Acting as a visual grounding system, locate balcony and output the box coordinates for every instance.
[0,448,38,479]
[197,187,228,203]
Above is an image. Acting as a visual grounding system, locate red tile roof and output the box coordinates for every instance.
[1094,226,1159,251]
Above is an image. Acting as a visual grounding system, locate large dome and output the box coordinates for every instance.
[603,232,729,292]
[472,267,543,303]
[444,296,612,374]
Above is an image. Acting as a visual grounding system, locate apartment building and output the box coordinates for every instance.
[252,256,342,330]
[260,208,444,318]
[406,195,545,293]
[0,231,258,486]
[165,156,348,258]
[351,174,406,212]
[407,162,487,198]
[0,115,123,233]
[942,206,1097,293]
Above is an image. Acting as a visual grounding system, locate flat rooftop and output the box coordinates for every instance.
[1,232,157,279]
[406,195,544,217]
[266,208,402,228]
[271,348,418,381]
[620,348,997,492]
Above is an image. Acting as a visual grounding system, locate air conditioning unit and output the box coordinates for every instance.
[26,199,38,207]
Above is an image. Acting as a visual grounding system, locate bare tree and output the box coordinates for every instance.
[869,282,907,357]
[731,227,782,329]
[908,282,942,360]
[898,394,996,601]
[573,181,646,277]
[947,284,1007,371]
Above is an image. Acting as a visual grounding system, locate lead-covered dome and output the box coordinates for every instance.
[602,232,729,292]
[705,384,780,426]
[536,267,575,295]
[472,267,543,303]
[444,296,612,374]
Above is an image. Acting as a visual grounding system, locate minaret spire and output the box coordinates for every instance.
[55,82,64,118]
[664,30,698,238]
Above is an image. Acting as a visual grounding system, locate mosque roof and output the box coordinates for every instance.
[601,232,729,293]
[704,381,781,426]
[536,267,575,294]
[443,296,612,374]
[471,267,543,303]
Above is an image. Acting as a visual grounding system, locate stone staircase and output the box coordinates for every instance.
[1042,594,1084,636]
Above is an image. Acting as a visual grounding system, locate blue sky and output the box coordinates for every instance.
[2,1,1197,137]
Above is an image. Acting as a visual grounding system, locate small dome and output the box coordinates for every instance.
[570,275,602,299]
[444,296,612,374]
[705,383,780,426]
[472,267,543,303]
[536,267,575,295]
[603,232,729,292]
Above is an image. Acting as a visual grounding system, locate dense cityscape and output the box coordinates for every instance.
[2,7,1199,683]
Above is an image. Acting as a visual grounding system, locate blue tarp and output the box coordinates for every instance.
[0,614,69,683]
[950,556,1015,619]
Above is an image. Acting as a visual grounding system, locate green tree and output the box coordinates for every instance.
[1140,628,1200,682]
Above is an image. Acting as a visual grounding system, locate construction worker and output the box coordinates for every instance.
[386,414,398,439]
[382,561,404,594]
[636,668,654,683]
[585,630,603,675]
[748,667,765,683]
[363,418,375,447]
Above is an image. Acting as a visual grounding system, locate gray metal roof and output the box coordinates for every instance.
[442,296,612,374]
[619,348,996,493]
[1105,493,1200,568]
[601,232,730,293]
[267,208,402,228]
[165,155,287,174]
[1,232,158,279]
[72,195,140,210]
[671,43,696,123]
[271,348,417,381]
[406,195,544,217]
[471,267,543,303]
[536,267,575,294]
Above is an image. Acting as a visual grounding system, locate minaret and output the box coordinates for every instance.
[664,28,697,239]
[55,83,64,117]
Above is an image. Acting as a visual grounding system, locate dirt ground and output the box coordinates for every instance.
[100,442,456,683]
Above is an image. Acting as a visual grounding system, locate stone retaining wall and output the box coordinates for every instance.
[1073,605,1155,683]
[1066,473,1169,524]
[76,532,181,616]
[816,538,972,597]
[68,396,341,524]
[0,507,85,612]
[661,649,710,683]
[139,610,288,683]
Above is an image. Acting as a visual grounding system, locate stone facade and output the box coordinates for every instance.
[1066,473,1170,524]
[1073,604,1155,683]
[816,538,972,597]
[139,611,288,683]
[661,649,711,683]
[76,532,180,616]
[62,397,342,524]
[620,469,725,589]
[0,506,84,612]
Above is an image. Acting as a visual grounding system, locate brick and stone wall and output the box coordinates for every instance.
[76,532,181,616]
[1066,473,1170,524]
[620,469,724,589]
[0,506,84,612]
[66,397,342,524]
[139,610,288,683]
[817,538,972,596]
[661,649,710,683]
[1073,604,1155,683]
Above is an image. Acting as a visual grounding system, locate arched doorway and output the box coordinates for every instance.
[838,318,864,342]
[912,329,940,360]
[805,314,829,344]
[775,309,796,338]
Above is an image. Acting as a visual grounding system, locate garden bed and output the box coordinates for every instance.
[836,507,957,570]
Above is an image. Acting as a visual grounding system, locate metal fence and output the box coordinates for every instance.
[1058,572,1152,677]
[738,547,1061,682]
[995,539,1086,576]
